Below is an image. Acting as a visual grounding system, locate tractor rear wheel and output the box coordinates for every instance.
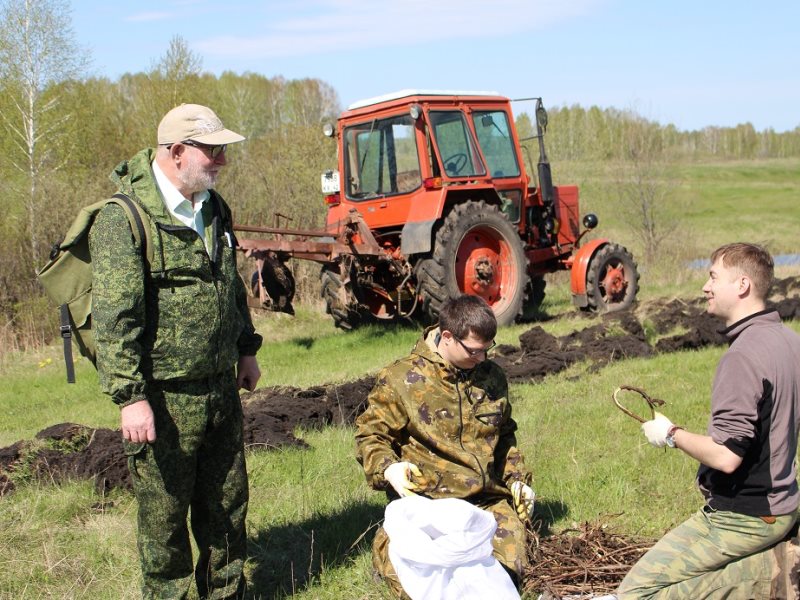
[416,200,527,327]
[520,275,546,321]
[320,266,363,330]
[585,243,639,313]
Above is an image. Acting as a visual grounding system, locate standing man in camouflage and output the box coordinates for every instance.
[355,295,534,596]
[90,104,262,599]
[617,243,800,599]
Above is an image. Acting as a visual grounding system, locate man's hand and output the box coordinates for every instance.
[121,400,156,443]
[510,481,535,521]
[384,461,422,497]
[237,355,261,391]
[642,411,674,448]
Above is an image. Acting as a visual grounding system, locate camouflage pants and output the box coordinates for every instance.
[124,373,249,600]
[372,496,528,597]
[617,506,797,600]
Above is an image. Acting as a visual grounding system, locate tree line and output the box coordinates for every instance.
[1,0,798,355]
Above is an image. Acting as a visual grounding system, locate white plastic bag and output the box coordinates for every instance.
[384,495,520,600]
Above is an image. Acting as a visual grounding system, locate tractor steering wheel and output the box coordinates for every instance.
[443,153,468,175]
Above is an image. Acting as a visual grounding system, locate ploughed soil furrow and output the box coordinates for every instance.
[3,276,800,496]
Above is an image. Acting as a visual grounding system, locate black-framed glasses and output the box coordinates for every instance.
[454,336,496,357]
[179,139,227,159]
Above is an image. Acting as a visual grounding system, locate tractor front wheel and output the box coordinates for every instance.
[416,200,527,327]
[584,243,639,313]
[320,266,363,330]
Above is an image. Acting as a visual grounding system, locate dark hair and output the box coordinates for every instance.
[710,242,774,299]
[437,295,497,341]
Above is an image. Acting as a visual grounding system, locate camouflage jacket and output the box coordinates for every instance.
[355,327,531,501]
[89,148,262,406]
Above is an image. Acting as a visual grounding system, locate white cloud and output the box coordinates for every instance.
[195,0,604,59]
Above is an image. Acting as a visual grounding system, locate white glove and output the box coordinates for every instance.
[384,461,422,497]
[510,481,535,521]
[642,411,674,448]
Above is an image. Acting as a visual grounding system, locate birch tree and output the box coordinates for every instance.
[0,0,88,264]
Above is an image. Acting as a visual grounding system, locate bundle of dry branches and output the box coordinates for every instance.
[523,519,654,598]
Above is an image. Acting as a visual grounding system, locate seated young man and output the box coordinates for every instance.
[355,294,534,596]
[617,243,800,599]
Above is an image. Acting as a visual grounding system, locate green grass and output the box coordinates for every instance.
[564,157,800,278]
[4,312,798,598]
[2,158,799,598]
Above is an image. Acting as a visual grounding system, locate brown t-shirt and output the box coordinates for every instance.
[698,310,800,516]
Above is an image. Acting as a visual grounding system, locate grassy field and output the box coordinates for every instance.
[1,159,799,599]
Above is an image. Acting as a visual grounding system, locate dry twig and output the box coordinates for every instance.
[523,518,655,597]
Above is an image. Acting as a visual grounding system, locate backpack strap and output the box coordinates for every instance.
[60,304,76,383]
[110,192,153,266]
[57,193,152,383]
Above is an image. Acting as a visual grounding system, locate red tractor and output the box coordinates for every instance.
[236,90,639,329]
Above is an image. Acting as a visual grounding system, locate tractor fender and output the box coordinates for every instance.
[569,238,609,307]
[400,219,437,255]
[400,186,502,256]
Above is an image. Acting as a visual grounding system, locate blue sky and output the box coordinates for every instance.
[72,0,800,132]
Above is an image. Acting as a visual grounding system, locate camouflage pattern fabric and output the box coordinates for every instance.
[90,148,261,407]
[124,373,248,600]
[617,507,797,599]
[355,327,532,590]
[769,524,800,599]
[90,148,260,598]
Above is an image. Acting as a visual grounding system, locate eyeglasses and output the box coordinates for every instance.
[179,139,227,159]
[454,336,496,357]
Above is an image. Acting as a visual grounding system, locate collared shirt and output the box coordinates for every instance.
[151,159,210,251]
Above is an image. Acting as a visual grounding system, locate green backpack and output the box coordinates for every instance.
[37,193,153,383]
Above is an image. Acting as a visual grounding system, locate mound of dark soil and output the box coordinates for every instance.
[241,376,375,450]
[0,377,376,495]
[2,276,798,495]
[494,310,654,383]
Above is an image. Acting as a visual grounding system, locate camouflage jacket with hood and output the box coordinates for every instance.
[89,148,262,407]
[356,327,531,501]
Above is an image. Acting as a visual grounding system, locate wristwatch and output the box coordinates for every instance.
[665,425,683,448]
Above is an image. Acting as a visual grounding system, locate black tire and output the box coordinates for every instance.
[320,266,363,330]
[585,243,639,313]
[260,253,295,315]
[519,275,546,321]
[416,200,528,327]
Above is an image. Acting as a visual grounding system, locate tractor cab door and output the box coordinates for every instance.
[428,111,486,178]
[429,109,525,225]
[469,109,525,224]
[343,114,422,200]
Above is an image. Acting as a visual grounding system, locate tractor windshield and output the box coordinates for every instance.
[471,110,520,178]
[429,111,486,178]
[343,115,422,199]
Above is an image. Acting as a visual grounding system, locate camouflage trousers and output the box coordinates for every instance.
[372,495,528,598]
[617,506,797,599]
[124,372,249,600]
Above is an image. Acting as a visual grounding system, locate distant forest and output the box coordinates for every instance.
[2,3,798,352]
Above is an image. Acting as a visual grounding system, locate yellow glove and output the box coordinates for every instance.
[510,480,535,521]
[384,461,422,497]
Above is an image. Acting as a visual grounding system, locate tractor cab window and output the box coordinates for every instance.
[472,111,520,178]
[343,115,421,200]
[429,111,486,178]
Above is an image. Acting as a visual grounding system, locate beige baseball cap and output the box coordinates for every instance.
[157,103,245,145]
